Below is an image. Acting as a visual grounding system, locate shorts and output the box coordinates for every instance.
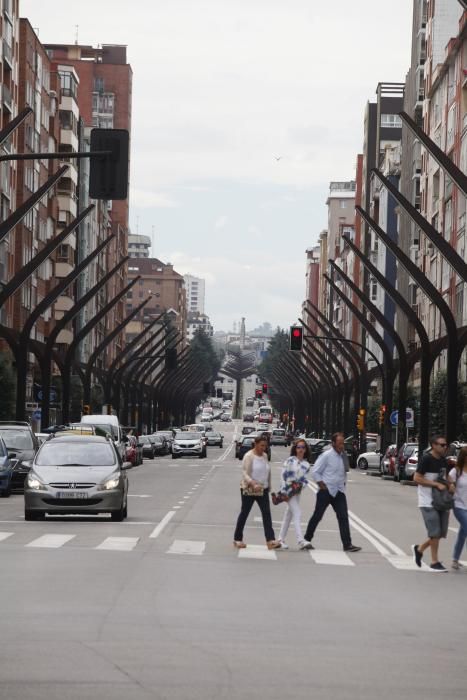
[420,507,449,539]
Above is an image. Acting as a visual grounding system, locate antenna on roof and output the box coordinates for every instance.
[75,24,79,45]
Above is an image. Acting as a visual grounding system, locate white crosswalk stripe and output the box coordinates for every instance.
[310,550,355,566]
[238,544,277,561]
[167,539,206,555]
[26,534,75,549]
[95,537,139,551]
[0,532,13,542]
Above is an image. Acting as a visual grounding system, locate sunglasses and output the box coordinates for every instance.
[296,444,306,449]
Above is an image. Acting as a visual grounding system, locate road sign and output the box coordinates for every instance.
[37,388,57,402]
[390,408,414,428]
[32,409,41,421]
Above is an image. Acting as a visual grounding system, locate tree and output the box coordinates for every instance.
[189,329,222,383]
[0,351,15,420]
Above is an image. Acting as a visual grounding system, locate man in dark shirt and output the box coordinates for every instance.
[412,435,453,572]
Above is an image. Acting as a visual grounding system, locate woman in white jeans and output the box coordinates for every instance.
[277,439,313,550]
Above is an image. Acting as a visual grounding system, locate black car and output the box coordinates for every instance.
[154,431,174,453]
[237,436,255,459]
[139,435,156,459]
[0,421,39,490]
[241,426,256,436]
[206,431,224,448]
[150,435,167,456]
[243,413,255,422]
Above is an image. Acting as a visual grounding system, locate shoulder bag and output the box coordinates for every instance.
[432,477,454,512]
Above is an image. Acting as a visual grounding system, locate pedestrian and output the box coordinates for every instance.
[412,435,454,572]
[302,432,361,552]
[448,446,467,570]
[274,439,314,550]
[233,435,280,550]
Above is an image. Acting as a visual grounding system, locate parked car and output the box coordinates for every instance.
[243,413,255,422]
[35,433,50,445]
[237,436,255,460]
[172,431,207,459]
[80,414,126,461]
[0,421,39,491]
[405,448,419,480]
[139,435,156,459]
[395,442,418,481]
[151,435,167,456]
[381,444,397,476]
[0,436,13,497]
[221,413,232,422]
[270,428,289,446]
[206,431,224,448]
[23,434,130,521]
[305,438,331,464]
[356,450,382,471]
[154,431,175,453]
[125,435,141,466]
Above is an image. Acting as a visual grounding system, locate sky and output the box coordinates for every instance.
[22,0,413,332]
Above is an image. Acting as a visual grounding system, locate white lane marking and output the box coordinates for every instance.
[167,539,205,556]
[310,550,355,566]
[26,534,75,549]
[183,496,190,500]
[173,506,181,510]
[149,510,176,539]
[306,483,402,556]
[386,555,430,571]
[128,494,152,498]
[238,544,277,560]
[96,537,139,551]
[178,501,185,505]
[0,532,13,542]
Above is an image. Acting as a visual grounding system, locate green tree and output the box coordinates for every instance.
[0,351,16,420]
[189,329,222,382]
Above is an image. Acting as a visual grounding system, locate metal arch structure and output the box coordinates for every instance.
[357,205,460,443]
[329,259,409,447]
[343,231,432,450]
[61,276,141,422]
[40,254,127,427]
[301,343,339,432]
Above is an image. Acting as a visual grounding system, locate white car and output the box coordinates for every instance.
[356,450,381,471]
[172,431,207,459]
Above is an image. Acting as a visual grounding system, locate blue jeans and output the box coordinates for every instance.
[452,507,467,561]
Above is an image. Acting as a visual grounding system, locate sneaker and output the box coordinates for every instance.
[430,562,448,572]
[451,560,463,570]
[233,541,246,549]
[277,541,289,550]
[299,540,314,550]
[266,540,281,550]
[412,544,423,568]
[344,545,362,553]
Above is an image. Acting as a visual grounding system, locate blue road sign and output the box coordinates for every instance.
[32,409,42,421]
[390,408,414,428]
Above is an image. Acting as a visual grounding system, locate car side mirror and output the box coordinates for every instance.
[122,461,132,470]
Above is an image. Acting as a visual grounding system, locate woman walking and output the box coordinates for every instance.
[233,435,280,549]
[275,439,313,550]
[449,446,467,569]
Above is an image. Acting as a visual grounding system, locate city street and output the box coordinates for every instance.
[0,419,465,700]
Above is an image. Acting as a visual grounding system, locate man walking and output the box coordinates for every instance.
[412,435,453,572]
[303,432,361,552]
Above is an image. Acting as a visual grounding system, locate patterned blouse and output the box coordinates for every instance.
[279,456,311,497]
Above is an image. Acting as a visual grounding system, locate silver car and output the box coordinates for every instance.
[270,429,288,446]
[23,434,130,521]
[172,431,207,459]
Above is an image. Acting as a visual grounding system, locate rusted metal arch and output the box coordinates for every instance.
[357,205,459,443]
[275,354,321,433]
[301,343,341,432]
[295,346,336,434]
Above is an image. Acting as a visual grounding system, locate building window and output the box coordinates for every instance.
[370,278,378,302]
[340,200,346,209]
[94,77,105,93]
[380,114,402,129]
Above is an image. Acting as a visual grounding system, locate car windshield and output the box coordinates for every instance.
[140,436,150,443]
[0,428,34,451]
[156,432,172,438]
[210,433,220,438]
[273,430,285,435]
[175,432,200,440]
[36,442,116,467]
[83,423,118,440]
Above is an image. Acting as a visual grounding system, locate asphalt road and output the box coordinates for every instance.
[0,419,466,699]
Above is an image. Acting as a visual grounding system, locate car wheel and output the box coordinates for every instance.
[111,502,126,522]
[358,458,368,470]
[219,444,223,448]
[25,509,43,521]
[172,454,178,459]
[123,500,128,519]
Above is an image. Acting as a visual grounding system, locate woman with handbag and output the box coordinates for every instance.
[233,435,280,550]
[274,439,313,550]
[449,446,467,570]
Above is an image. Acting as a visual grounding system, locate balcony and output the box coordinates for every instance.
[55,261,74,278]
[60,128,79,151]
[1,83,13,113]
[57,193,77,219]
[55,328,73,345]
[2,41,13,70]
[54,295,74,314]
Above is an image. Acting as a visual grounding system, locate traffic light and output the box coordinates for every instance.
[289,326,303,351]
[255,389,263,399]
[165,348,177,371]
[89,128,129,200]
[379,404,387,427]
[262,383,268,394]
[356,408,365,432]
[82,404,91,415]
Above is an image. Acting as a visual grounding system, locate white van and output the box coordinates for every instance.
[80,415,126,460]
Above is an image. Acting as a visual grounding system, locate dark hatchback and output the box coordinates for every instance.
[237,436,255,460]
[0,422,39,490]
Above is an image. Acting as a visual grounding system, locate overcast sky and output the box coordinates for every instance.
[23,0,413,332]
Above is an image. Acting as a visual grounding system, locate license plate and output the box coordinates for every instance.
[56,492,88,499]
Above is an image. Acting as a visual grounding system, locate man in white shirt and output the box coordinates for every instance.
[303,432,361,552]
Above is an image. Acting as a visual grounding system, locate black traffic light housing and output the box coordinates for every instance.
[89,128,129,200]
[289,325,303,351]
[165,348,177,371]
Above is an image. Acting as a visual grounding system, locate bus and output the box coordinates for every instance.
[258,406,273,424]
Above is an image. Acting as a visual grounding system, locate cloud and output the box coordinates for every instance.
[130,189,178,209]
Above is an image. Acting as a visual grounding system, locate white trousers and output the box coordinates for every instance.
[279,494,304,543]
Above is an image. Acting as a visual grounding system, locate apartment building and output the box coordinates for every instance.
[128,234,151,258]
[0,0,19,327]
[186,311,213,341]
[184,274,205,314]
[418,2,465,374]
[304,245,320,334]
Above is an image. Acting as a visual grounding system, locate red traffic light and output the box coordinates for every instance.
[289,326,303,351]
[262,383,268,394]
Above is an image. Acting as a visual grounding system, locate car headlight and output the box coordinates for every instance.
[98,473,121,491]
[27,473,47,491]
[0,462,9,472]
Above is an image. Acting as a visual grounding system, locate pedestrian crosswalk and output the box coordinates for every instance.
[0,529,465,572]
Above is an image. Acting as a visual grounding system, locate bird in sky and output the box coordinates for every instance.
[274,156,283,161]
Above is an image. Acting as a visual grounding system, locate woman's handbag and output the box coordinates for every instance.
[242,484,264,497]
[432,478,454,511]
[271,481,302,505]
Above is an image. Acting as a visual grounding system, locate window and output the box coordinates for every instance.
[370,278,378,302]
[380,114,402,129]
[94,77,105,93]
[340,200,346,209]
[58,71,78,100]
